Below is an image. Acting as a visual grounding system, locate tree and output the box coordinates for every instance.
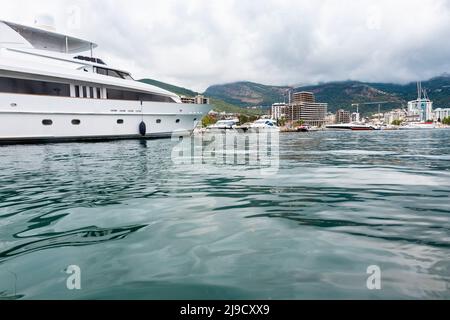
[443,116,450,125]
[391,120,402,126]
[277,117,287,127]
[239,114,249,125]
[249,115,259,123]
[295,120,304,126]
[202,114,217,127]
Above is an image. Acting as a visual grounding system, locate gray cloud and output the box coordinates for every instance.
[1,0,450,91]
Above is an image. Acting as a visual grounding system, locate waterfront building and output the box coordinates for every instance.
[408,100,433,122]
[285,91,327,127]
[371,113,385,124]
[407,82,433,122]
[384,109,407,124]
[325,113,336,125]
[271,103,288,120]
[351,112,360,123]
[336,109,351,124]
[181,96,195,104]
[293,91,315,104]
[296,102,327,126]
[181,95,210,105]
[433,108,450,122]
[195,95,210,105]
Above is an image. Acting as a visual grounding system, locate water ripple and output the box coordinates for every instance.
[0,130,449,299]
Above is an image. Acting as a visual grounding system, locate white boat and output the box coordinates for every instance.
[296,124,319,132]
[399,122,436,130]
[0,20,211,143]
[206,119,239,131]
[249,119,280,131]
[326,123,376,131]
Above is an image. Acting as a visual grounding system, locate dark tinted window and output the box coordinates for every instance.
[117,119,124,124]
[107,70,122,78]
[96,67,133,80]
[74,56,106,65]
[96,67,107,75]
[156,119,161,124]
[106,88,175,103]
[118,72,134,80]
[42,119,53,125]
[97,88,102,99]
[75,85,80,97]
[0,77,70,97]
[89,87,94,98]
[71,119,81,125]
[176,119,180,123]
[82,86,87,98]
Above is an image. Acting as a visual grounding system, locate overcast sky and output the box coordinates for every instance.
[2,0,450,92]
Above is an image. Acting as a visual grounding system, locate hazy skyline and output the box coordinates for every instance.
[2,0,450,92]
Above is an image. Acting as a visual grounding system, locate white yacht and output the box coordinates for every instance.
[399,122,436,130]
[249,119,280,131]
[206,119,239,131]
[0,20,211,143]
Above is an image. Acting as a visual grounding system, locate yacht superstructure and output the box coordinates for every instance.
[0,20,211,143]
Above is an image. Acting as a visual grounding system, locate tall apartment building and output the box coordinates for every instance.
[336,109,351,124]
[293,91,315,104]
[284,91,327,127]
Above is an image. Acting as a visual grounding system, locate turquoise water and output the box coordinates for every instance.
[0,130,449,299]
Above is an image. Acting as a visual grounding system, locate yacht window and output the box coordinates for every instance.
[156,119,161,124]
[117,119,124,124]
[0,77,70,97]
[176,119,180,123]
[118,72,134,80]
[193,118,197,121]
[82,86,87,98]
[96,67,107,75]
[107,70,123,78]
[106,88,175,103]
[96,67,133,80]
[71,119,81,125]
[75,85,80,97]
[74,56,107,65]
[96,88,102,99]
[89,87,94,99]
[42,119,53,126]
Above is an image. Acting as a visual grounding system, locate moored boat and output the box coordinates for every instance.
[249,119,280,132]
[0,20,211,143]
[399,122,436,130]
[326,123,375,131]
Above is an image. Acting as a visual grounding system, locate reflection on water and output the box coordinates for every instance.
[0,225,146,262]
[0,130,449,299]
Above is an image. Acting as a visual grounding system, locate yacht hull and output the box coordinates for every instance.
[0,93,210,143]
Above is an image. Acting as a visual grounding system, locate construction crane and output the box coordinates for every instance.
[351,101,404,122]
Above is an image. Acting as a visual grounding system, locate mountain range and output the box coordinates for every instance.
[205,75,450,115]
[140,75,450,116]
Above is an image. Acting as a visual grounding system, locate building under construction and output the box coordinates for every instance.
[283,91,328,127]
